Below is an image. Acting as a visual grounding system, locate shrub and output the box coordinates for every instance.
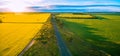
[0,19,2,23]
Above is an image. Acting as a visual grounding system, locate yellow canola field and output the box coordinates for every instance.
[0,13,51,22]
[56,13,93,18]
[0,13,51,56]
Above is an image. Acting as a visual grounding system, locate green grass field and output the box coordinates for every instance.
[56,13,120,56]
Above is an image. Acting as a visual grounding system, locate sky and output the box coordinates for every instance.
[0,0,120,12]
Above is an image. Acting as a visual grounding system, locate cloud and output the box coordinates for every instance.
[87,6,120,12]
[32,0,120,5]
[0,0,44,12]
[0,0,120,12]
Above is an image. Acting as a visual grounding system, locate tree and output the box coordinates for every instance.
[0,19,2,23]
[0,16,3,23]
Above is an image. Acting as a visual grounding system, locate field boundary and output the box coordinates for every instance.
[17,25,44,56]
[17,14,51,56]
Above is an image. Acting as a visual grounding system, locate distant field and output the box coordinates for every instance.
[0,13,50,22]
[0,13,51,56]
[56,13,120,56]
[56,13,95,19]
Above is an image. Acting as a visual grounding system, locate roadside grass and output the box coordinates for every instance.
[56,13,120,56]
[23,21,60,56]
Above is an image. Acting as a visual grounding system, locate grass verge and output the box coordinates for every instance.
[23,21,60,56]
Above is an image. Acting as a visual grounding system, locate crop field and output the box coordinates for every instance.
[0,13,50,22]
[56,13,120,56]
[0,13,51,56]
[56,13,94,19]
[1,12,120,56]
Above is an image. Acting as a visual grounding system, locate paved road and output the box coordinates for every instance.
[51,15,72,56]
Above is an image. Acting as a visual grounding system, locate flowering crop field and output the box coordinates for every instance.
[56,13,94,19]
[0,13,50,22]
[0,13,51,56]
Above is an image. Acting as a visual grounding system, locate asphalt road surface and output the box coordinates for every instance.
[51,15,72,56]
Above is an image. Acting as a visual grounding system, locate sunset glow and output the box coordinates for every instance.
[0,0,43,12]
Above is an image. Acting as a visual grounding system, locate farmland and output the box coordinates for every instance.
[56,13,95,19]
[0,12,120,56]
[0,13,50,23]
[0,23,43,56]
[23,21,60,56]
[55,13,120,56]
[0,13,52,56]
